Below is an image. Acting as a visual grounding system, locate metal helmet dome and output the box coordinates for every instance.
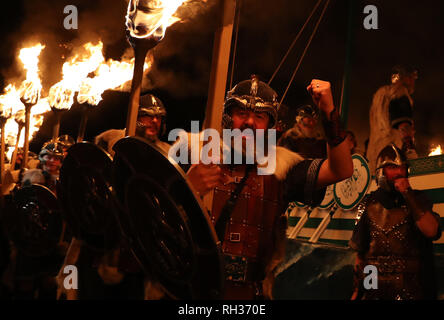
[223,75,279,129]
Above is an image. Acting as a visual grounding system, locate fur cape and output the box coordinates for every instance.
[367,84,413,174]
[170,132,304,299]
[94,128,170,156]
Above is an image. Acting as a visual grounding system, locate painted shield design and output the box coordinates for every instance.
[333,154,371,211]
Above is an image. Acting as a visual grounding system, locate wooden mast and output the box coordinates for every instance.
[201,0,237,212]
[203,0,237,133]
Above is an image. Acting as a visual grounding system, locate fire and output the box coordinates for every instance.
[429,145,443,156]
[18,43,45,105]
[0,84,49,162]
[0,85,25,115]
[3,36,156,157]
[78,56,153,106]
[126,0,189,40]
[48,42,105,110]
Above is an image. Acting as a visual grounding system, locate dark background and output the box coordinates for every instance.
[0,0,443,156]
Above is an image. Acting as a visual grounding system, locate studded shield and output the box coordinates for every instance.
[57,142,121,251]
[5,184,62,257]
[112,136,224,299]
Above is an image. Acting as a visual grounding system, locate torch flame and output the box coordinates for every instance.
[0,84,49,162]
[0,85,25,115]
[126,0,189,40]
[78,56,153,106]
[18,43,45,105]
[429,145,443,156]
[48,42,105,110]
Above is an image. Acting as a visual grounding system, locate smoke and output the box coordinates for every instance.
[1,0,127,93]
[1,0,219,99]
[143,0,220,97]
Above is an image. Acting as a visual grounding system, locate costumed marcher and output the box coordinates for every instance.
[95,93,170,155]
[183,75,353,299]
[349,144,441,300]
[21,142,64,193]
[367,65,419,174]
[55,135,75,157]
[56,94,170,300]
[4,142,66,299]
[278,104,326,159]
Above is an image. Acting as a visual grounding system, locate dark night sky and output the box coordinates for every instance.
[0,0,443,156]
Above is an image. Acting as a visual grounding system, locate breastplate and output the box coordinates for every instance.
[210,165,283,261]
[366,202,421,261]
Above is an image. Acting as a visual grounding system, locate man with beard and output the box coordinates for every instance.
[350,144,441,300]
[95,93,170,156]
[278,104,327,159]
[185,75,353,299]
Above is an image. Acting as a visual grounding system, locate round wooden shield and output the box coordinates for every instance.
[333,154,371,211]
[319,184,335,209]
[58,142,121,251]
[112,136,224,300]
[5,184,63,257]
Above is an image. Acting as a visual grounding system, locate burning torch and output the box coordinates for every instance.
[48,85,72,142]
[10,109,25,170]
[125,0,187,136]
[18,44,45,169]
[76,79,97,143]
[0,103,12,187]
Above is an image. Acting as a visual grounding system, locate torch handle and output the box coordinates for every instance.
[52,112,62,142]
[125,46,149,136]
[10,125,23,171]
[22,105,32,170]
[0,120,6,185]
[77,106,88,143]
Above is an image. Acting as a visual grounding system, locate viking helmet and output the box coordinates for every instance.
[295,104,319,124]
[223,75,279,129]
[56,135,75,150]
[375,144,407,190]
[38,142,64,163]
[137,93,167,136]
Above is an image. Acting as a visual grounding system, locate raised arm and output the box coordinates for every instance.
[307,79,353,188]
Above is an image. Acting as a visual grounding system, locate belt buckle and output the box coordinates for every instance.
[229,232,241,242]
[224,255,248,282]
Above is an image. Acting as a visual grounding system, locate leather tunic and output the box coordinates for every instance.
[210,165,285,290]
